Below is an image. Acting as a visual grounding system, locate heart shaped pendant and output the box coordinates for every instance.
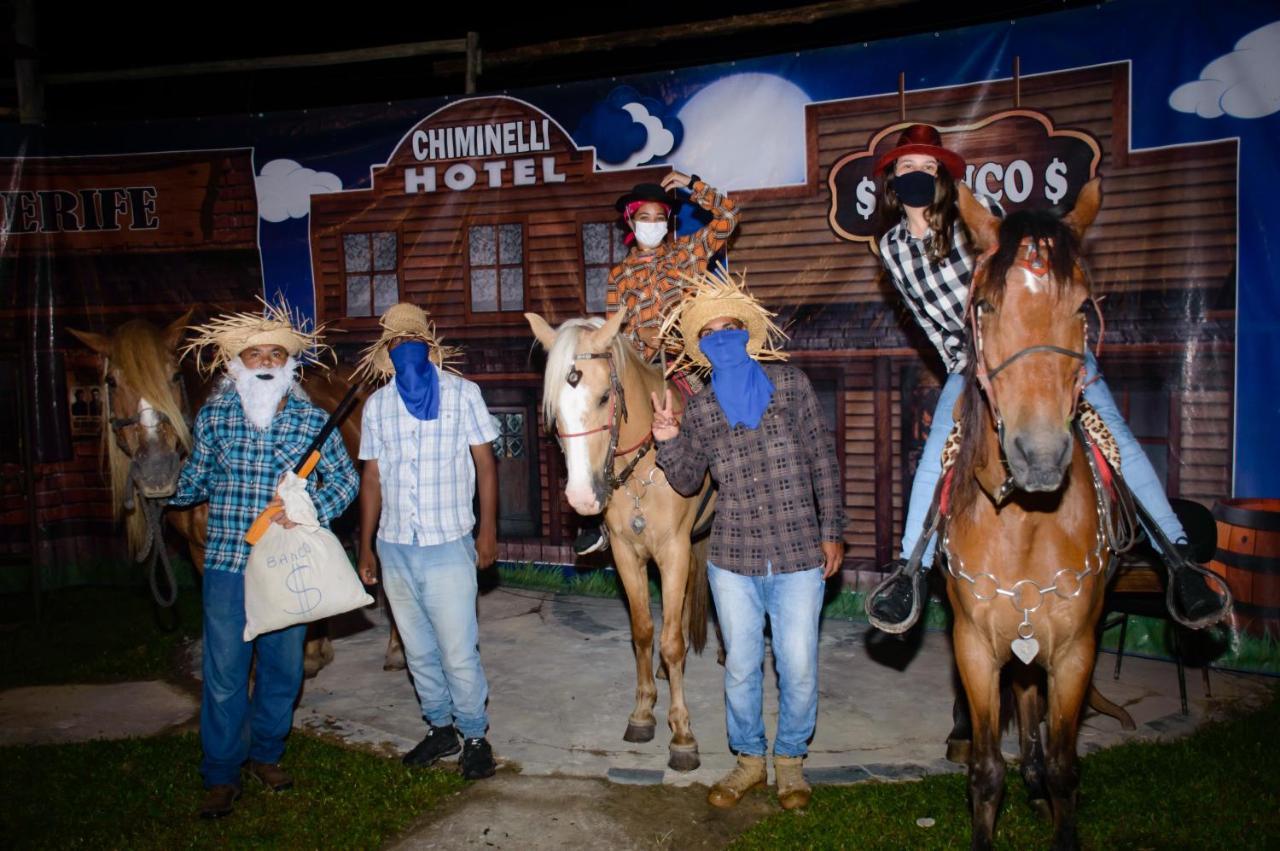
[1011,636,1040,665]
[631,514,646,534]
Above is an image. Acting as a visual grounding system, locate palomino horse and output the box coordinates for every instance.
[527,309,712,772]
[942,178,1127,850]
[69,315,405,676]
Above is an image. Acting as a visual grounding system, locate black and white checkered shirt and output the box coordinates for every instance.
[879,196,1001,373]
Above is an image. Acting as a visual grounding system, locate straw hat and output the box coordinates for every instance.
[354,303,462,382]
[659,266,788,373]
[181,298,329,375]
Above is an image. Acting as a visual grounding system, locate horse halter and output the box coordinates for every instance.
[969,238,1103,503]
[103,368,188,449]
[554,350,653,490]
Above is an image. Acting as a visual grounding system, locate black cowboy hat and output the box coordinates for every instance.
[614,182,684,214]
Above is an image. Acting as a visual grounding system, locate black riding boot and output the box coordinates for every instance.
[1166,543,1230,626]
[573,518,610,556]
[867,559,926,633]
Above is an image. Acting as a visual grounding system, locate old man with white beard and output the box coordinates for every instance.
[169,303,358,820]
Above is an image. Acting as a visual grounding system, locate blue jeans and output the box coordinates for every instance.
[901,352,1186,567]
[706,561,824,758]
[201,569,306,788]
[377,535,489,739]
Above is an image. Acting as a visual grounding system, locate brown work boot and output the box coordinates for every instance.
[707,754,767,808]
[774,755,812,810]
[199,784,241,819]
[247,760,294,792]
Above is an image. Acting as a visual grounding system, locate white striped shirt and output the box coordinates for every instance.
[879,195,1002,373]
[358,369,499,546]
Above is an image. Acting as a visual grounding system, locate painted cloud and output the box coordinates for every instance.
[255,158,343,223]
[574,86,683,170]
[1169,20,1280,119]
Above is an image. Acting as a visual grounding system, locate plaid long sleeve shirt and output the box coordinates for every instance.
[655,364,845,576]
[879,195,1002,373]
[171,388,359,573]
[605,179,740,357]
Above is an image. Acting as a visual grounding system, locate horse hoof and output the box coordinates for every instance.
[667,745,700,772]
[1030,797,1052,821]
[303,662,321,680]
[623,723,656,743]
[945,737,971,765]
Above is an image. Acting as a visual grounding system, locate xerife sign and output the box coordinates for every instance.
[827,110,1101,249]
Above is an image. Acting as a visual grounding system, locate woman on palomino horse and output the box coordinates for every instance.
[862,123,1228,632]
[574,170,740,556]
[169,304,358,820]
[652,271,845,811]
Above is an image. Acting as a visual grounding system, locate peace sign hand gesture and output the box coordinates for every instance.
[651,389,680,441]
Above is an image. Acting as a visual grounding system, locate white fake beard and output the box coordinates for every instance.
[227,356,299,431]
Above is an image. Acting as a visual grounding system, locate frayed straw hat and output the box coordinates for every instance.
[354,303,462,382]
[181,298,329,375]
[659,266,788,373]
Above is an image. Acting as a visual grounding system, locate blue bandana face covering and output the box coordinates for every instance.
[389,341,440,421]
[699,328,775,429]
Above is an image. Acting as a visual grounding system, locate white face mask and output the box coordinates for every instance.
[227,356,298,431]
[633,221,668,249]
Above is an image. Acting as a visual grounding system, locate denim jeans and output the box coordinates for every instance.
[706,561,824,758]
[900,352,1186,568]
[200,568,306,788]
[377,535,489,739]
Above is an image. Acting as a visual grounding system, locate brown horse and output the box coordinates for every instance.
[69,315,405,676]
[527,309,712,772]
[942,178,1122,850]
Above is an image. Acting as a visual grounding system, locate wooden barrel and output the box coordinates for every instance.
[1209,499,1280,638]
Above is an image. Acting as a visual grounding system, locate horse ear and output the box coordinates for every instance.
[586,307,627,352]
[68,327,111,356]
[164,308,195,351]
[956,181,1000,253]
[524,313,557,350]
[1062,177,1103,239]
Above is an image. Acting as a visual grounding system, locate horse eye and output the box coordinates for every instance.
[1077,300,1091,314]
[598,392,609,407]
[105,376,117,388]
[171,371,182,383]
[975,298,993,314]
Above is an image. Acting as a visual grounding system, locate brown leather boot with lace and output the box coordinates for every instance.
[706,754,766,808]
[774,755,811,810]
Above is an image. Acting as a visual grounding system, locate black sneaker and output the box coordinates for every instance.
[573,525,610,556]
[868,563,924,632]
[1169,544,1229,625]
[403,724,461,767]
[459,737,497,780]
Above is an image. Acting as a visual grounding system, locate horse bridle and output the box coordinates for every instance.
[555,350,655,491]
[969,238,1104,503]
[103,368,191,449]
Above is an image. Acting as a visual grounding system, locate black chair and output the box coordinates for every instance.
[1103,498,1215,715]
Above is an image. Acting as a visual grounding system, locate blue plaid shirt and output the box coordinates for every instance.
[171,386,359,573]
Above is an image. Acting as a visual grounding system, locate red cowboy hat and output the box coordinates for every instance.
[873,124,966,178]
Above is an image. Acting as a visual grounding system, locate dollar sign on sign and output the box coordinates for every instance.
[855,176,877,220]
[285,563,323,615]
[1044,158,1068,205]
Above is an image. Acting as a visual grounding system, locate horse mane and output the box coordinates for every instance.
[541,317,656,429]
[103,319,192,555]
[950,208,1088,514]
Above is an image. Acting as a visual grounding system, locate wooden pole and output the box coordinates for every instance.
[873,356,894,568]
[898,71,906,121]
[465,32,480,95]
[1014,55,1021,108]
[14,0,43,125]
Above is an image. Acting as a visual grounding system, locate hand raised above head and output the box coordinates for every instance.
[650,389,679,441]
[661,170,692,191]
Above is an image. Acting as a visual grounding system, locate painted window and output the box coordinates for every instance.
[468,223,525,312]
[343,231,399,318]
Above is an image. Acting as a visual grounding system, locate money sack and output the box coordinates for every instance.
[244,472,373,641]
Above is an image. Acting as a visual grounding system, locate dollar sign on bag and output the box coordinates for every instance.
[285,560,323,615]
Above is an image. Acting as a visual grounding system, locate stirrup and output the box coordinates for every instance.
[1165,557,1232,630]
[865,563,923,635]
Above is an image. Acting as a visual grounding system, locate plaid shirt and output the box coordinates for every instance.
[171,387,359,574]
[655,364,844,576]
[605,179,739,357]
[358,369,499,547]
[879,196,1001,373]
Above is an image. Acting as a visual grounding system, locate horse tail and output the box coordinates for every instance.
[686,537,709,654]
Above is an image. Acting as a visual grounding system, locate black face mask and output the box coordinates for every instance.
[892,170,937,208]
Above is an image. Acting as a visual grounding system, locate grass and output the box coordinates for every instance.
[0,731,466,850]
[733,687,1280,850]
[0,586,202,690]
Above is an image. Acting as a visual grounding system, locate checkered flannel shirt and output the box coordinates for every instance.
[655,364,845,576]
[605,179,740,357]
[879,195,1002,373]
[171,387,359,573]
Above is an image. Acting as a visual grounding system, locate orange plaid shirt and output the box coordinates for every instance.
[605,180,739,357]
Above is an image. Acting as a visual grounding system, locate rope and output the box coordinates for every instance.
[135,489,178,608]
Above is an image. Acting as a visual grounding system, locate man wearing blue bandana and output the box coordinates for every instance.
[355,303,501,781]
[653,273,845,812]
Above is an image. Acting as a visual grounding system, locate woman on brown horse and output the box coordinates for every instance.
[864,124,1227,633]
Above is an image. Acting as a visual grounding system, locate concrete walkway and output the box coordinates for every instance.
[294,587,1272,788]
